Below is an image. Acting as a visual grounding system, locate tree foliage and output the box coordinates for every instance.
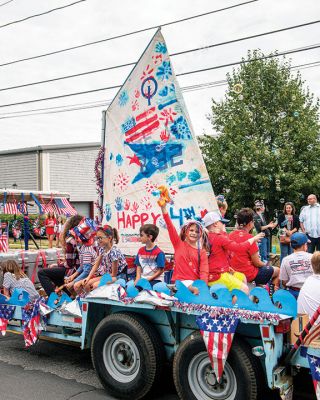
[199,50,320,215]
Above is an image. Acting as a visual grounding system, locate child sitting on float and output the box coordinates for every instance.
[65,218,97,294]
[158,188,209,294]
[229,208,280,290]
[81,224,127,292]
[134,223,166,287]
[1,259,39,302]
[202,211,264,294]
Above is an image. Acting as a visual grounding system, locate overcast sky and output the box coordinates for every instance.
[0,0,319,151]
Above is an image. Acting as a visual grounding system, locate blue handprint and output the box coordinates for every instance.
[105,204,112,221]
[115,154,123,166]
[115,197,123,211]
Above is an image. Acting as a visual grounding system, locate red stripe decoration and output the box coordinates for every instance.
[4,202,20,214]
[0,234,9,252]
[125,107,159,143]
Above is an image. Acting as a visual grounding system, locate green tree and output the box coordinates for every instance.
[199,50,320,216]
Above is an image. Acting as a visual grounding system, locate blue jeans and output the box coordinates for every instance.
[287,288,299,299]
[74,264,92,282]
[307,235,320,253]
[258,237,270,262]
[280,243,293,264]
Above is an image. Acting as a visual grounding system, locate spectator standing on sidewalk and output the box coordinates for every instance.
[253,200,277,262]
[300,194,320,253]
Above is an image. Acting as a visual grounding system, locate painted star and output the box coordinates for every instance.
[217,325,223,332]
[310,356,317,364]
[212,318,219,325]
[126,154,141,166]
[206,323,213,330]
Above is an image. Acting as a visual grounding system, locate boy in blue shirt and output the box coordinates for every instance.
[134,224,165,287]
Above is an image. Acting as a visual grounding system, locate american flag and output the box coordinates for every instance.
[41,201,59,215]
[54,198,77,217]
[4,202,19,214]
[0,233,8,253]
[196,313,239,382]
[22,299,43,347]
[307,353,320,399]
[0,304,15,336]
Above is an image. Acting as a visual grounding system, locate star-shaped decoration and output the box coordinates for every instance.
[206,323,213,330]
[126,154,141,166]
[201,316,208,324]
[212,318,219,325]
[217,325,223,332]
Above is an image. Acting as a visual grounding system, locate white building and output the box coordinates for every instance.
[0,143,100,217]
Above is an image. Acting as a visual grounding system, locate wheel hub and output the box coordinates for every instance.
[103,333,141,383]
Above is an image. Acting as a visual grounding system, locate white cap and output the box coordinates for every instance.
[202,211,230,227]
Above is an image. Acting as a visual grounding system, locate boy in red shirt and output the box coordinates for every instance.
[203,211,264,293]
[229,208,279,286]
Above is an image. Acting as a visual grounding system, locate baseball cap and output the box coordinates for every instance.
[202,211,230,227]
[290,232,309,248]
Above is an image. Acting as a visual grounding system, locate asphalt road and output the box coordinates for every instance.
[0,332,178,400]
[0,332,315,400]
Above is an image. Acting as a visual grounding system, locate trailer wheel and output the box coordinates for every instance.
[173,332,262,400]
[91,312,164,400]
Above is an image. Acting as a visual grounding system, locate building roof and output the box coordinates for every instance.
[0,142,100,155]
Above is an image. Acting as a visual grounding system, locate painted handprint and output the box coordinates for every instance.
[105,204,112,221]
[115,197,123,211]
[140,196,152,211]
[160,129,170,142]
[131,201,139,213]
[124,199,130,210]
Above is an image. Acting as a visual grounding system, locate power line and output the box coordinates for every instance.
[0,43,319,109]
[0,59,319,119]
[0,0,87,30]
[0,0,258,67]
[1,20,319,93]
[177,43,320,77]
[0,0,14,8]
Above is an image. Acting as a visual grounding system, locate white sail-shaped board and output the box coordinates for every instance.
[102,29,217,254]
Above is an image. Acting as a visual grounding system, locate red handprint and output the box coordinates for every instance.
[124,199,130,210]
[131,201,139,213]
[132,99,139,112]
[160,130,170,142]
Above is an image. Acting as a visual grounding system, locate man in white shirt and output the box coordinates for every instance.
[300,194,320,253]
[280,232,313,299]
[298,251,320,319]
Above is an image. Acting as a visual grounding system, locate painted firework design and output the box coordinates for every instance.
[103,29,217,254]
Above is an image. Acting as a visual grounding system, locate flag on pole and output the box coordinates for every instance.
[307,353,320,399]
[196,313,239,382]
[102,29,218,255]
[4,202,20,214]
[54,198,77,217]
[0,304,15,335]
[22,299,44,347]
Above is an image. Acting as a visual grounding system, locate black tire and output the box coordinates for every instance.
[91,312,165,400]
[173,332,264,400]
